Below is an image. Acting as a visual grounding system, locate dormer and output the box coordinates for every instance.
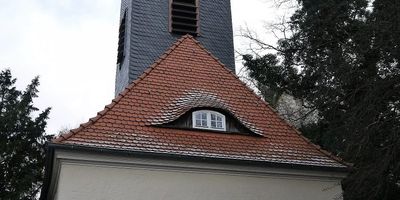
[150,90,263,136]
[157,107,256,136]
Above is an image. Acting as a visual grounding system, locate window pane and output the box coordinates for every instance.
[211,121,216,128]
[217,116,222,121]
[196,113,201,119]
[195,120,201,127]
[211,114,216,120]
[202,113,207,120]
[201,119,207,127]
[217,122,223,128]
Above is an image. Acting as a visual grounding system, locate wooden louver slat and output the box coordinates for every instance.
[172,15,198,22]
[172,21,198,28]
[172,1,198,8]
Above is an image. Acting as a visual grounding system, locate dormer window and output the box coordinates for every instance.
[192,110,226,131]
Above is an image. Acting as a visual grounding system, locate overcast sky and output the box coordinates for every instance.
[0,0,290,135]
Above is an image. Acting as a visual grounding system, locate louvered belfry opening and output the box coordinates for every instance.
[170,0,199,36]
[117,11,127,66]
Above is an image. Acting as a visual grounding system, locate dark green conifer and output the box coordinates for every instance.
[244,0,400,199]
[0,69,51,199]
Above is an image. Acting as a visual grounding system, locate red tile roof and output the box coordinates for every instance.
[54,35,348,169]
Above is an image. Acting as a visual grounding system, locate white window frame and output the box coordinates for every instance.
[192,110,226,131]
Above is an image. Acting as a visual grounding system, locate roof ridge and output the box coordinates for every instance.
[186,36,349,167]
[53,35,190,143]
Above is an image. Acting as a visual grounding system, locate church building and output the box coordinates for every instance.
[40,0,348,199]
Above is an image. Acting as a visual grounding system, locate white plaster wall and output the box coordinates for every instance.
[51,150,344,200]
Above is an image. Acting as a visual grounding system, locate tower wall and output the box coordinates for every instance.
[115,0,235,95]
[115,0,132,95]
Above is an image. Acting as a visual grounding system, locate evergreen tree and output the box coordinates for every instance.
[243,0,400,199]
[0,69,51,199]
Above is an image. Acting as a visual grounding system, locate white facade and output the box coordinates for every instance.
[46,149,346,200]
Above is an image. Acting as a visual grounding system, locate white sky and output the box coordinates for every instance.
[0,0,290,135]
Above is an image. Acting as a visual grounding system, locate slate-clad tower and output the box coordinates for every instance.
[115,0,235,95]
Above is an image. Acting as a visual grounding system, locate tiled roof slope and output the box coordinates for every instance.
[55,35,347,169]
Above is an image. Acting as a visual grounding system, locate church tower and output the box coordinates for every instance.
[115,0,235,95]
